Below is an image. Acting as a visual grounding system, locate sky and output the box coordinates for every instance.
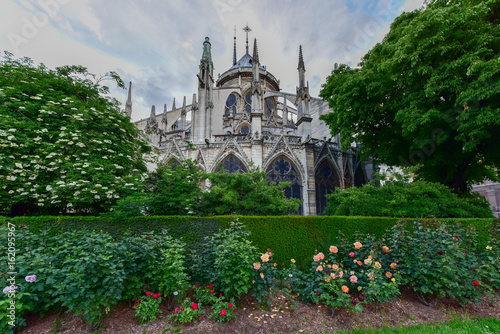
[0,0,426,122]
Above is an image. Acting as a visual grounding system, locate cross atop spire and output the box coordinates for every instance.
[243,24,251,54]
[233,25,237,65]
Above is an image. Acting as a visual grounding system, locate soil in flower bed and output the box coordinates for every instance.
[19,288,500,334]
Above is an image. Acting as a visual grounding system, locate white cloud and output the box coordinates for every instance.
[0,0,426,121]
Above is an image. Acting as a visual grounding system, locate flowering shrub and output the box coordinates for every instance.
[0,282,34,334]
[0,54,150,215]
[133,291,162,324]
[209,220,257,299]
[209,297,236,323]
[477,233,500,290]
[168,298,204,324]
[150,232,190,307]
[389,220,493,306]
[251,249,278,304]
[320,231,400,305]
[193,283,218,305]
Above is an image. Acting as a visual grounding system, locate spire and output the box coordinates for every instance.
[298,45,306,88]
[125,81,132,118]
[201,37,212,61]
[192,93,198,110]
[233,25,237,65]
[253,38,259,64]
[182,96,186,110]
[243,24,251,54]
[172,97,176,110]
[162,104,167,123]
[150,105,156,118]
[298,45,305,70]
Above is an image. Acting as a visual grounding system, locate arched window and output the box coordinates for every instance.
[225,93,237,116]
[315,160,340,215]
[266,156,303,214]
[166,158,181,170]
[354,164,367,187]
[216,154,247,174]
[265,98,275,117]
[244,92,252,113]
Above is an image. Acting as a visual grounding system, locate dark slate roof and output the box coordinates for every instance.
[229,52,266,70]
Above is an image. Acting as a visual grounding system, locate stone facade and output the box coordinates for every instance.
[131,34,375,215]
[472,181,500,218]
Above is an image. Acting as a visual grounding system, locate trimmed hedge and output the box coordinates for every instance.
[0,216,497,270]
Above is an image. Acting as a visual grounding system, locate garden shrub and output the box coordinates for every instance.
[1,215,495,273]
[133,291,162,324]
[251,249,279,304]
[209,297,236,322]
[326,180,493,218]
[389,220,495,306]
[168,298,204,324]
[208,220,258,299]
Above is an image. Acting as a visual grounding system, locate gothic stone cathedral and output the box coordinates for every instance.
[130,31,375,215]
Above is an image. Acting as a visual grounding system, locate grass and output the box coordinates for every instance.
[329,318,500,334]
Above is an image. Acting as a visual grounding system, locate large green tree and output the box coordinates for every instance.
[320,0,500,194]
[0,53,150,215]
[198,167,301,216]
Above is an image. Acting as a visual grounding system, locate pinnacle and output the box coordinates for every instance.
[298,45,305,70]
[253,38,259,64]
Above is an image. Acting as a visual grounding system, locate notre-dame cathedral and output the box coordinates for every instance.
[129,28,376,215]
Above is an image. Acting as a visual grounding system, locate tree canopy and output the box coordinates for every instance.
[197,167,302,216]
[319,0,500,194]
[326,178,493,218]
[0,53,150,215]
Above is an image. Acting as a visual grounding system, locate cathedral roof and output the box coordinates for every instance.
[229,52,265,70]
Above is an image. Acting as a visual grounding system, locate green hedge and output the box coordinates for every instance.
[0,216,497,270]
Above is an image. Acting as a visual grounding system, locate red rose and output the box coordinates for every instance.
[473,280,479,286]
[445,229,448,232]
[174,307,179,314]
[349,252,355,257]
[191,303,198,310]
[153,294,158,299]
[134,303,138,307]
[221,309,227,316]
[228,302,233,309]
[136,300,140,303]
[145,291,151,296]
[437,251,444,255]
[219,293,223,297]
[210,290,214,294]
[158,293,161,297]
[209,283,213,289]
[181,307,184,311]
[195,284,199,288]
[462,250,466,254]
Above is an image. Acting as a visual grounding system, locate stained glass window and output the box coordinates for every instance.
[266,156,302,214]
[245,92,252,113]
[354,165,366,187]
[225,93,237,116]
[216,155,247,174]
[315,160,340,215]
[239,126,250,134]
[265,98,274,117]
